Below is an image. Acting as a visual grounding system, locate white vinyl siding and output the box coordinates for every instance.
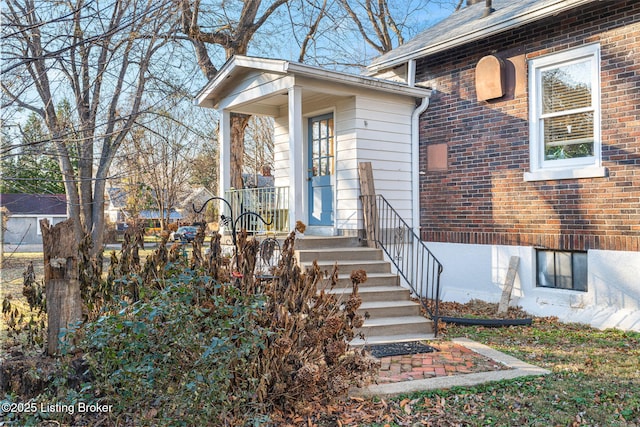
[274,92,415,232]
[273,115,290,188]
[355,96,414,225]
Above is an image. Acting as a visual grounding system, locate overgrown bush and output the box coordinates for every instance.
[252,233,378,417]
[11,230,378,425]
[73,275,270,425]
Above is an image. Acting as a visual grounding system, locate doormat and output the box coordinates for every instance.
[365,341,438,358]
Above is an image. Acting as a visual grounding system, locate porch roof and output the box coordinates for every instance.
[195,55,431,113]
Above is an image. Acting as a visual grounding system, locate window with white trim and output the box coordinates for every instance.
[526,44,605,181]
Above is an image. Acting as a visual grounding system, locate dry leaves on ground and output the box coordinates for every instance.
[438,299,531,319]
[271,395,472,426]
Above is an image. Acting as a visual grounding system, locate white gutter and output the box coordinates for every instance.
[412,95,430,234]
[407,59,416,87]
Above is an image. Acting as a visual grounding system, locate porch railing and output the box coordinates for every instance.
[224,187,290,233]
[361,194,443,331]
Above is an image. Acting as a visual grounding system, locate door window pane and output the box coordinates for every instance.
[310,116,334,177]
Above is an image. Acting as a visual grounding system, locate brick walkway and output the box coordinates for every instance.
[377,341,509,384]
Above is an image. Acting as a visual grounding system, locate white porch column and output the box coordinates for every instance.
[219,109,231,214]
[288,85,304,229]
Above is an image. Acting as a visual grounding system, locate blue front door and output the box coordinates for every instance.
[308,114,334,226]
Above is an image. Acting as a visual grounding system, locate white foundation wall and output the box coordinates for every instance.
[427,242,640,332]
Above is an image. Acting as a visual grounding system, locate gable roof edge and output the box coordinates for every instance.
[366,0,597,74]
[195,55,432,109]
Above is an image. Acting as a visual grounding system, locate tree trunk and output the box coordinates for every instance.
[91,175,108,254]
[230,113,251,189]
[41,218,82,356]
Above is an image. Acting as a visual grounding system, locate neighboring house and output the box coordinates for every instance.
[242,173,274,190]
[139,209,181,229]
[176,187,215,217]
[366,0,640,330]
[106,187,184,229]
[176,186,216,218]
[0,194,68,245]
[196,0,640,330]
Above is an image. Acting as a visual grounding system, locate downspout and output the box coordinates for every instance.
[409,58,430,234]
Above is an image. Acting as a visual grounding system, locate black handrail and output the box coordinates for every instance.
[361,194,443,334]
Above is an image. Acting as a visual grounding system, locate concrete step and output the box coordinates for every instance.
[294,236,362,250]
[326,285,411,303]
[296,247,383,262]
[296,236,435,346]
[332,273,399,288]
[302,259,390,274]
[359,300,422,318]
[356,315,434,337]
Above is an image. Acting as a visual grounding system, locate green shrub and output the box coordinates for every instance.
[75,274,268,425]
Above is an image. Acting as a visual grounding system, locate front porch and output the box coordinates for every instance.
[196,55,430,236]
[209,187,443,344]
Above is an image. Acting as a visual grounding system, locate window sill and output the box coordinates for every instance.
[524,166,607,182]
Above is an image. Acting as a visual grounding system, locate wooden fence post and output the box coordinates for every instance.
[498,256,520,315]
[40,218,82,356]
[358,162,378,248]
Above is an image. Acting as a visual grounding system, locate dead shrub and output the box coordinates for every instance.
[246,232,379,415]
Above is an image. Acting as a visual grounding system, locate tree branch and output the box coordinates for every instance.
[339,0,383,54]
[298,0,328,63]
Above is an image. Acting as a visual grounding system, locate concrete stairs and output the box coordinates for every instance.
[295,236,434,345]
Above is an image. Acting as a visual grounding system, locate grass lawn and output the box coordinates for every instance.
[329,320,640,427]
[434,321,639,426]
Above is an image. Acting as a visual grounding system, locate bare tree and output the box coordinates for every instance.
[290,0,459,69]
[179,0,289,189]
[339,0,403,54]
[292,0,329,63]
[117,111,199,231]
[190,133,219,193]
[243,115,275,178]
[2,0,179,255]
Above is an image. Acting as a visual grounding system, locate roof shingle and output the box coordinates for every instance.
[0,194,67,215]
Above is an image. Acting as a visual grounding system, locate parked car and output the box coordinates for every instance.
[171,226,198,242]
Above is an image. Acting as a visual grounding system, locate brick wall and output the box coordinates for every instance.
[417,0,640,252]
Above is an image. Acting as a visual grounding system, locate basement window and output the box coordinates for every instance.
[536,250,587,292]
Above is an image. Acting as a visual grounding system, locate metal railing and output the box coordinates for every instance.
[224,186,290,234]
[361,194,443,328]
[193,196,276,275]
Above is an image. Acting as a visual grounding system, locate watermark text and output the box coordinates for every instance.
[1,401,112,415]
